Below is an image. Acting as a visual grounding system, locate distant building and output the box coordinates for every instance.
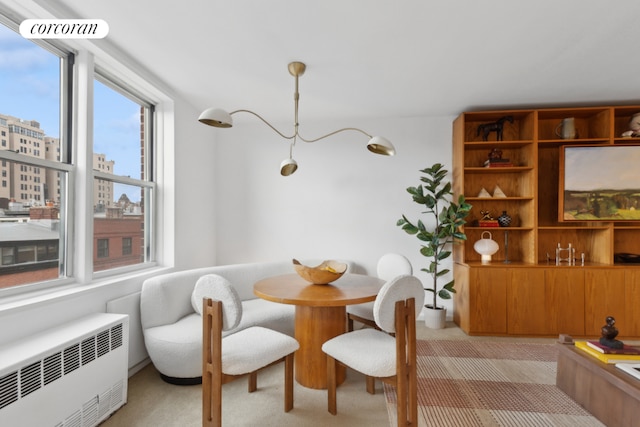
[0,206,59,288]
[0,113,114,208]
[1,113,142,286]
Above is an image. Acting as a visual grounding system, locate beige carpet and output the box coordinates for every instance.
[100,323,603,426]
[384,340,604,427]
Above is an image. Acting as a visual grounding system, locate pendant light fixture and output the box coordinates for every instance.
[198,61,395,176]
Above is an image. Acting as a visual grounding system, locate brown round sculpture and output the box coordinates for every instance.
[292,259,347,285]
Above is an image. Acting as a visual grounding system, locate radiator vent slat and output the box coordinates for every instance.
[64,409,81,427]
[81,337,96,366]
[111,324,123,349]
[0,371,18,410]
[0,316,127,426]
[111,379,124,407]
[97,330,110,358]
[44,352,62,386]
[98,388,112,420]
[20,361,41,398]
[82,395,99,426]
[64,344,80,375]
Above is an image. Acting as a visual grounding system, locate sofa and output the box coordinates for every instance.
[140,259,342,384]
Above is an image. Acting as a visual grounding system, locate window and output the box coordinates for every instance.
[0,15,159,292]
[0,21,68,288]
[92,77,154,273]
[122,237,132,255]
[97,239,109,258]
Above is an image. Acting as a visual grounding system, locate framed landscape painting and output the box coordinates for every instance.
[560,144,640,221]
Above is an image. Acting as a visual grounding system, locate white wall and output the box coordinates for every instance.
[213,114,459,315]
[173,99,218,270]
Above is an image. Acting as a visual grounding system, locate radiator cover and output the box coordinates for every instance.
[0,313,129,427]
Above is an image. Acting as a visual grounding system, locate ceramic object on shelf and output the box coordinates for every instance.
[498,211,512,227]
[493,185,507,198]
[477,187,491,198]
[473,231,499,264]
[292,259,347,285]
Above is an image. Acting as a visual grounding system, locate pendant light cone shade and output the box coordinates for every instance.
[198,108,233,128]
[367,136,395,156]
[280,158,298,176]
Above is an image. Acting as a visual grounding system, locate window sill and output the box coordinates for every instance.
[0,265,173,316]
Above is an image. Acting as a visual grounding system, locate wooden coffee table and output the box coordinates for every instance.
[254,273,384,389]
[556,343,640,426]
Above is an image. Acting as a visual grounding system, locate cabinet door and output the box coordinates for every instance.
[507,269,547,334]
[584,269,626,337]
[625,270,640,338]
[469,268,507,334]
[545,269,585,335]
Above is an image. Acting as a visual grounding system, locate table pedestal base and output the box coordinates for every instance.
[294,305,347,389]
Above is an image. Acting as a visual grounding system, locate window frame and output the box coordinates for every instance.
[0,22,74,291]
[91,71,156,278]
[0,11,169,297]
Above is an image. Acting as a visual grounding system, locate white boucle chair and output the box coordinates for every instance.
[322,275,424,427]
[347,253,413,331]
[200,274,300,427]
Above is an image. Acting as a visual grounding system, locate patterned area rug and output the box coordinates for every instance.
[384,340,604,426]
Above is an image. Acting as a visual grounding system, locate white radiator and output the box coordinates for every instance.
[0,313,129,427]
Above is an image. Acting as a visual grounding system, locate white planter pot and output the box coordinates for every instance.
[423,306,446,329]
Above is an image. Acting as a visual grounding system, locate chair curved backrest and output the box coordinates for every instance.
[193,274,242,331]
[373,275,424,333]
[376,253,413,281]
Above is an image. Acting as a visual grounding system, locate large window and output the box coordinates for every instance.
[0,17,157,290]
[92,77,154,273]
[0,21,69,289]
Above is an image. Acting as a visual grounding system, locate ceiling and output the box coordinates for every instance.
[39,0,640,122]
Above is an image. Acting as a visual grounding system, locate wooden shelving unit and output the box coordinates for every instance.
[452,106,640,338]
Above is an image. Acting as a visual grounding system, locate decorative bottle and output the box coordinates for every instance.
[497,211,512,227]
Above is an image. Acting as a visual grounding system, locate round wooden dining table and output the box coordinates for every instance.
[254,273,385,389]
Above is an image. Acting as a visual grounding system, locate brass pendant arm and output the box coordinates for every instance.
[229,110,295,140]
[298,127,372,144]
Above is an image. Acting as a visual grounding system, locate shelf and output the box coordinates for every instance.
[464,166,533,173]
[614,138,640,144]
[466,196,533,202]
[463,140,534,148]
[465,226,532,232]
[537,138,610,145]
[614,225,640,230]
[538,225,610,231]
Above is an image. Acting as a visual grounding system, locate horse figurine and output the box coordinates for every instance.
[476,116,514,141]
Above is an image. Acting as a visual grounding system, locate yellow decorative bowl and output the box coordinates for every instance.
[292,259,347,285]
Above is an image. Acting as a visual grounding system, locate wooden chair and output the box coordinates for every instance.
[347,253,413,331]
[323,275,423,426]
[200,274,299,427]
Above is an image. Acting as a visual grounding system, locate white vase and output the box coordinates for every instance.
[423,306,446,329]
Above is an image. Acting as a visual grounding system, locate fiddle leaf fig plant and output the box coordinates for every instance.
[397,163,472,310]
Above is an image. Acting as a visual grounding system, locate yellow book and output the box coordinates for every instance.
[575,341,640,364]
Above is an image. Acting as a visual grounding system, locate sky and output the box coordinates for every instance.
[0,24,142,202]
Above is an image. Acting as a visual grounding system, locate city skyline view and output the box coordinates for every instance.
[0,24,143,203]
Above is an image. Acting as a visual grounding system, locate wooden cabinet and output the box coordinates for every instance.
[584,269,626,336]
[453,105,640,338]
[545,268,585,336]
[506,268,545,334]
[625,270,640,337]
